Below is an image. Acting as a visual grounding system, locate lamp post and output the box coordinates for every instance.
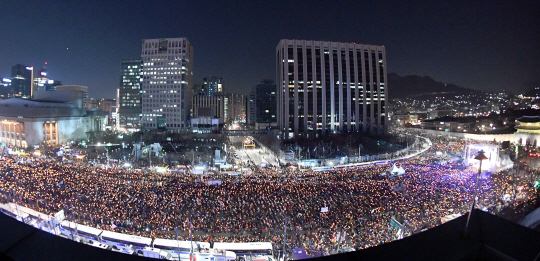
[358,144,361,162]
[464,150,488,238]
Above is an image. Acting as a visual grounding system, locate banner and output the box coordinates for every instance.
[206,180,222,186]
[321,207,328,213]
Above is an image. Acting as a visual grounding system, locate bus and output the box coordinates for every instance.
[0,203,29,222]
[6,202,52,222]
[212,242,273,258]
[59,220,103,242]
[193,251,236,261]
[152,238,210,260]
[136,247,173,260]
[6,203,56,234]
[99,230,152,251]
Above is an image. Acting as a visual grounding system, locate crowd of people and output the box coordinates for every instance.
[0,136,537,258]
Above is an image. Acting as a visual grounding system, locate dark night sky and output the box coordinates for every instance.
[1,0,538,98]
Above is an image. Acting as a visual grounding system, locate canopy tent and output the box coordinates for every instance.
[388,164,405,176]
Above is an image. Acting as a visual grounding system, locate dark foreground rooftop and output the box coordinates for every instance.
[1,209,540,261]
[311,209,540,261]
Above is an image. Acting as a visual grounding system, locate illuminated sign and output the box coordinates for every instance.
[26,67,33,70]
[41,72,46,76]
[2,78,11,83]
[48,80,54,84]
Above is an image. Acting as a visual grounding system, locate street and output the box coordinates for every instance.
[228,136,279,167]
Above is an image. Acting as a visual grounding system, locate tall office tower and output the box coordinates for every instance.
[0,79,11,99]
[247,91,256,124]
[255,80,277,123]
[202,76,222,96]
[141,38,194,130]
[276,39,388,139]
[118,60,142,129]
[10,64,33,99]
[247,80,277,125]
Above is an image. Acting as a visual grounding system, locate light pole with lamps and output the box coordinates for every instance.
[464,150,488,238]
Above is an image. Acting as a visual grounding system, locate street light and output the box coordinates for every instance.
[464,150,488,238]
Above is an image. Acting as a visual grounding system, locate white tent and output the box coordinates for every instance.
[388,164,400,173]
[388,164,405,176]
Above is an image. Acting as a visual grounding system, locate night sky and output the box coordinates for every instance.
[1,0,538,98]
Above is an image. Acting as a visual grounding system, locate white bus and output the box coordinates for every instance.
[6,203,56,234]
[99,230,152,251]
[213,242,273,257]
[6,202,51,222]
[152,238,210,260]
[0,203,29,222]
[193,251,236,261]
[59,220,103,242]
[136,247,173,260]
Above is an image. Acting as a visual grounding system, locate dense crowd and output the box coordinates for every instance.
[0,136,537,258]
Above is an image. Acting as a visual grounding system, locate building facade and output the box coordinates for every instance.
[515,116,540,147]
[0,98,107,148]
[248,80,276,125]
[247,91,256,124]
[10,64,33,99]
[192,93,245,123]
[118,60,142,129]
[276,39,388,138]
[56,85,88,100]
[202,76,222,96]
[141,38,194,130]
[255,80,276,124]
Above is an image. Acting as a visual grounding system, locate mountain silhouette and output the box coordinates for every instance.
[387,73,483,99]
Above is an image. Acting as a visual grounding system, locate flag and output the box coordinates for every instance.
[111,222,117,229]
[313,147,317,152]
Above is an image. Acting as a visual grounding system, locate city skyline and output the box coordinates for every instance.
[0,1,538,99]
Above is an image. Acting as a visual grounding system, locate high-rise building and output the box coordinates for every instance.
[247,91,256,124]
[202,76,222,96]
[255,80,276,123]
[118,60,142,129]
[0,79,11,100]
[247,80,277,125]
[10,64,33,99]
[141,38,193,130]
[192,92,245,122]
[276,39,388,138]
[32,68,62,92]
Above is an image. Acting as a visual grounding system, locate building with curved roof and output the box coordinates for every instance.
[0,98,107,148]
[515,116,540,147]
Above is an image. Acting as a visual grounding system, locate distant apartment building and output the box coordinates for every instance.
[141,38,194,130]
[201,76,223,96]
[118,60,142,129]
[276,40,388,138]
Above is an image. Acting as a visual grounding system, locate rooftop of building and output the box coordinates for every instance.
[0,98,106,118]
[517,116,540,123]
[0,98,76,108]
